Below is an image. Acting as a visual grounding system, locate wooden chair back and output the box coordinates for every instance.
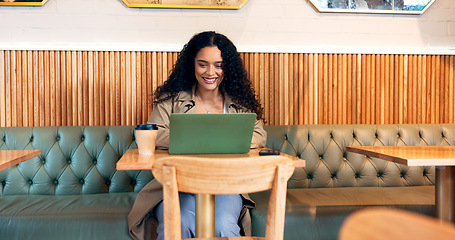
[339,207,455,240]
[151,154,295,240]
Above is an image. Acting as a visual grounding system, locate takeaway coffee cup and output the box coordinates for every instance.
[135,124,158,155]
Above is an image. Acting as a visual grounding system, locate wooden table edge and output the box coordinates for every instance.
[116,148,306,170]
[346,146,455,167]
[0,149,41,172]
[346,146,410,166]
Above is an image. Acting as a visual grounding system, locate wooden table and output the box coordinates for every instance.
[117,148,304,237]
[0,150,41,172]
[346,146,455,223]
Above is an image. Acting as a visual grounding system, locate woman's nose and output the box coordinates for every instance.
[207,65,215,75]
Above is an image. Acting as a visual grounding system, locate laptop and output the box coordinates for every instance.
[169,113,256,154]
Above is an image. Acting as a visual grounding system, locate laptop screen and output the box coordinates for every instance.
[169,113,256,154]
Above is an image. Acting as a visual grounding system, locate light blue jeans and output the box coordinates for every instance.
[153,193,243,239]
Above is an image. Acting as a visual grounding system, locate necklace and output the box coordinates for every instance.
[196,92,222,113]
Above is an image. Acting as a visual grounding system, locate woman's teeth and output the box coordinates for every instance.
[203,77,217,83]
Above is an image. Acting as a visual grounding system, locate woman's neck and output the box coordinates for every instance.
[195,88,222,102]
[195,87,224,114]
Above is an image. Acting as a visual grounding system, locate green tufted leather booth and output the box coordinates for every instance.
[1,124,453,240]
[0,126,153,240]
[251,124,455,240]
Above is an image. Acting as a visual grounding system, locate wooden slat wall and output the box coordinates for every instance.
[1,50,454,127]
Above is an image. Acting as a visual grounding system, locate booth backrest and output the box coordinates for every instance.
[264,124,455,189]
[2,124,455,196]
[0,126,153,196]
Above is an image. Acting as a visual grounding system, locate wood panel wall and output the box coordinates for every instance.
[1,50,454,127]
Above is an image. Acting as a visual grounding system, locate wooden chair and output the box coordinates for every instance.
[151,154,295,240]
[339,207,455,240]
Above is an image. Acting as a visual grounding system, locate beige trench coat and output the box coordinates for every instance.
[127,87,267,240]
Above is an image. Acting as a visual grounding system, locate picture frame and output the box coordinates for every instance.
[0,0,48,6]
[308,0,435,15]
[122,0,249,9]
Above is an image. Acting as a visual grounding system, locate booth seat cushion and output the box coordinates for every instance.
[250,186,435,240]
[0,192,137,240]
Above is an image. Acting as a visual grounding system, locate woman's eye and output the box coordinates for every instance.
[215,65,222,69]
[198,64,207,68]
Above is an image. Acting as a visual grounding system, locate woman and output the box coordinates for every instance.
[128,31,267,240]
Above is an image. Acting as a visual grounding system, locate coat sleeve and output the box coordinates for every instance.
[251,119,267,149]
[147,101,171,149]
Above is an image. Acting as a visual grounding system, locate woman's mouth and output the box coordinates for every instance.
[203,77,217,84]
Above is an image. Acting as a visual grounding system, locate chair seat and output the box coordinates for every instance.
[339,207,455,240]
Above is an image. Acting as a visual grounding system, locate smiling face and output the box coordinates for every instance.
[194,46,224,94]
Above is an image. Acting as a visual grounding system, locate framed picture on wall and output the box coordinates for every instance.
[308,0,435,14]
[0,0,48,6]
[122,0,249,9]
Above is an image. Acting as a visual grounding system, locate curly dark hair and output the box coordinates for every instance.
[152,31,264,120]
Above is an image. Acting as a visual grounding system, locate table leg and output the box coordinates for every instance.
[195,194,215,237]
[435,166,455,222]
